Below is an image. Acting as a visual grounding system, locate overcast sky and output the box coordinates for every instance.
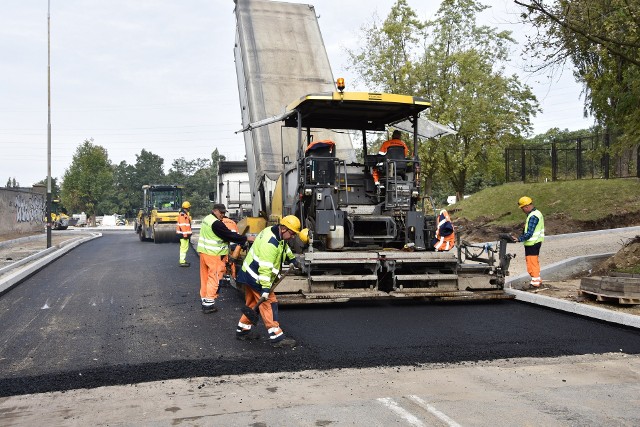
[0,0,592,187]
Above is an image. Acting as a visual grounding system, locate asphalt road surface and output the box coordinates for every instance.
[0,231,639,401]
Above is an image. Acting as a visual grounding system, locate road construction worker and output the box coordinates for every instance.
[372,129,409,188]
[221,215,240,280]
[176,201,193,267]
[235,215,309,348]
[197,203,255,313]
[433,209,455,251]
[511,196,545,288]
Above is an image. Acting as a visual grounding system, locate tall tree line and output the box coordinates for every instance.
[41,139,226,222]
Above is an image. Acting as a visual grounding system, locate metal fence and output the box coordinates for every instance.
[505,132,640,183]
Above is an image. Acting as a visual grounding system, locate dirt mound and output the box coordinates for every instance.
[592,235,640,275]
[454,211,640,244]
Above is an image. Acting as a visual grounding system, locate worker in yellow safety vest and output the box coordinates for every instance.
[235,215,309,348]
[196,204,255,313]
[511,196,545,288]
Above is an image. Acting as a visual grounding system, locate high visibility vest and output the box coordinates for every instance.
[239,226,294,291]
[197,214,228,256]
[176,210,192,237]
[523,209,545,246]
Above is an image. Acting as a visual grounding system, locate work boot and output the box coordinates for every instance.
[271,337,296,348]
[236,330,261,340]
[179,262,190,267]
[201,303,217,313]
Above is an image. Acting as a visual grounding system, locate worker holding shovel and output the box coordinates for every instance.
[235,215,309,348]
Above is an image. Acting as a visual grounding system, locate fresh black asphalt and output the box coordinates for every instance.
[0,232,639,397]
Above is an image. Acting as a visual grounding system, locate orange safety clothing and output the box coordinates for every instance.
[222,217,239,279]
[372,138,409,184]
[433,209,455,251]
[305,139,335,155]
[176,208,192,265]
[176,209,192,238]
[199,252,226,304]
[237,286,284,342]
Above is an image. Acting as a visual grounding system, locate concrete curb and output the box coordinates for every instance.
[506,252,640,329]
[505,288,640,328]
[0,232,101,296]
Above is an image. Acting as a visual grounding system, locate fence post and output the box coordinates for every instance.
[505,148,510,182]
[521,146,526,182]
[576,137,582,179]
[551,141,557,181]
[604,131,610,179]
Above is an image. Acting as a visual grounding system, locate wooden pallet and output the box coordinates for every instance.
[579,276,640,305]
[578,289,640,305]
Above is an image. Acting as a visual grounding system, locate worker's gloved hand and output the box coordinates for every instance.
[260,292,269,301]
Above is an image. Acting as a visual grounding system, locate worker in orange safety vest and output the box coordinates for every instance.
[176,201,192,266]
[222,215,240,280]
[372,130,409,187]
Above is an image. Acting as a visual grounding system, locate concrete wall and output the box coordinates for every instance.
[0,187,45,237]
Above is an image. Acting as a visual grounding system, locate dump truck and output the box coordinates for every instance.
[232,0,515,304]
[215,161,253,221]
[134,184,183,243]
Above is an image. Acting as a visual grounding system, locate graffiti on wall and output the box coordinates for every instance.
[13,193,46,224]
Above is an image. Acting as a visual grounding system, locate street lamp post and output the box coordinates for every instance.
[46,0,52,248]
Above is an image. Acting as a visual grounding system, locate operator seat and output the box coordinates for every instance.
[305,140,336,185]
[385,146,408,179]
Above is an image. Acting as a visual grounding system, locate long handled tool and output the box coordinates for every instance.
[241,269,290,324]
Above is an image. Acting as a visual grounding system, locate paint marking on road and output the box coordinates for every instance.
[41,299,50,309]
[408,395,462,427]
[377,397,425,426]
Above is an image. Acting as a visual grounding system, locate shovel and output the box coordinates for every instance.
[241,269,291,324]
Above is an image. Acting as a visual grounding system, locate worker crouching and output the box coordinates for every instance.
[235,215,309,348]
[433,209,455,251]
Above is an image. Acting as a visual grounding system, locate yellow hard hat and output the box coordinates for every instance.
[518,196,532,208]
[279,215,301,233]
[182,201,191,209]
[298,228,310,244]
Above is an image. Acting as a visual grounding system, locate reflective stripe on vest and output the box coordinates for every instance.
[524,209,545,246]
[241,226,294,289]
[197,214,228,255]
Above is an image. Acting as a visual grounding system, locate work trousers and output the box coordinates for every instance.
[524,242,542,286]
[199,253,226,304]
[237,285,285,342]
[179,238,190,264]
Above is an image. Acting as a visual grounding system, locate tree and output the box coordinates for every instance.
[167,157,213,217]
[134,149,166,187]
[5,178,19,188]
[515,0,640,145]
[112,161,139,218]
[348,0,539,200]
[60,139,114,224]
